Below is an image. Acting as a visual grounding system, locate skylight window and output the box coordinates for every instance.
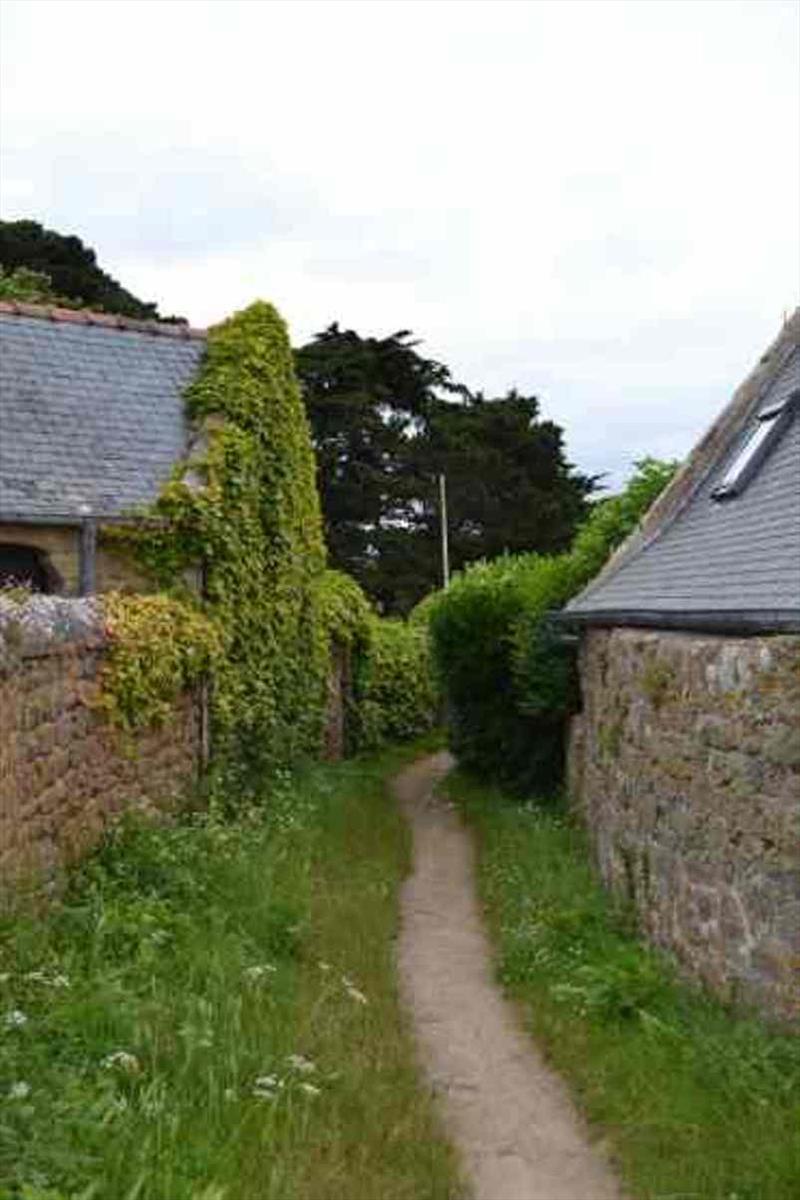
[711,392,798,500]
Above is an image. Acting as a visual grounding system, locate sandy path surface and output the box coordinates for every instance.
[395,752,622,1200]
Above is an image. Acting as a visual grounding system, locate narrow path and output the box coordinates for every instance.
[396,753,622,1200]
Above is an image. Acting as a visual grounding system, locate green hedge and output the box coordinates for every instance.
[426,459,677,794]
[318,570,439,754]
[351,619,438,752]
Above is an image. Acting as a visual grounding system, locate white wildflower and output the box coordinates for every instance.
[318,961,332,972]
[8,1081,31,1100]
[286,1053,316,1074]
[299,1082,321,1097]
[252,1073,283,1099]
[50,974,71,989]
[342,976,368,1005]
[101,1050,140,1074]
[3,1009,27,1030]
[243,964,277,982]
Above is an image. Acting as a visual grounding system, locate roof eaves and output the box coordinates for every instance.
[559,608,800,635]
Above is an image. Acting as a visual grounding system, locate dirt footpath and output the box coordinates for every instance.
[395,752,622,1200]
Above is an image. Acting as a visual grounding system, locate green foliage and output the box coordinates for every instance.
[446,768,800,1200]
[0,221,173,320]
[427,458,679,792]
[101,593,223,730]
[0,266,64,305]
[0,747,461,1200]
[296,325,595,614]
[351,620,438,752]
[315,571,438,753]
[114,302,329,781]
[315,569,373,652]
[568,456,679,581]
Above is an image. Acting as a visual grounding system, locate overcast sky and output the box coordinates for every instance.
[1,0,798,487]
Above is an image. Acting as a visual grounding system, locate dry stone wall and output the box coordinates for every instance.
[0,598,199,894]
[569,627,800,1025]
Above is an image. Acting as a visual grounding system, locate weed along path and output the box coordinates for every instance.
[396,753,622,1200]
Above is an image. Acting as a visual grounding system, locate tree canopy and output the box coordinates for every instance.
[0,220,174,320]
[296,324,595,613]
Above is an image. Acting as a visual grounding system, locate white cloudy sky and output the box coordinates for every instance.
[1,0,798,486]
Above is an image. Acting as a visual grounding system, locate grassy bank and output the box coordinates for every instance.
[0,741,462,1200]
[444,770,800,1200]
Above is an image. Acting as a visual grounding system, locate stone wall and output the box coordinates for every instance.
[569,627,800,1025]
[0,606,200,894]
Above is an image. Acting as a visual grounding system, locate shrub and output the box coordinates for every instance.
[427,459,678,793]
[351,619,438,752]
[317,569,438,754]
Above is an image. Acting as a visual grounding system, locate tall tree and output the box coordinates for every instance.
[0,220,174,320]
[296,326,594,613]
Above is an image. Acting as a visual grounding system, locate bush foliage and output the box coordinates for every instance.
[317,571,438,753]
[426,459,677,793]
[351,620,438,752]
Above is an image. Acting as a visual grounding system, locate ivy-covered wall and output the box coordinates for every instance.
[106,302,330,783]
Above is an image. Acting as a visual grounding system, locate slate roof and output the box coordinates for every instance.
[566,311,800,633]
[0,303,206,521]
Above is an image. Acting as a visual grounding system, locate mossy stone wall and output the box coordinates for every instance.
[570,627,800,1025]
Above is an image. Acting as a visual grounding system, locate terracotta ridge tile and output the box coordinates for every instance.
[0,298,206,339]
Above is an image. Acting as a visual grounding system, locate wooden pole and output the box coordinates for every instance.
[439,473,450,589]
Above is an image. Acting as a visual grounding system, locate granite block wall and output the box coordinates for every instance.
[0,629,200,894]
[569,627,800,1024]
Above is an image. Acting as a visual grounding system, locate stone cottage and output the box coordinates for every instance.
[565,310,800,1023]
[0,300,206,594]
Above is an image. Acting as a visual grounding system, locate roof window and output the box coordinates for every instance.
[711,390,799,500]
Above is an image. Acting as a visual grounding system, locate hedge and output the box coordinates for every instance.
[425,459,678,794]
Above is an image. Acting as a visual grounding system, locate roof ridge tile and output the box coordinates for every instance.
[0,298,206,340]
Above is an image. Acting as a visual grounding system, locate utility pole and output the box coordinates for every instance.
[438,473,450,588]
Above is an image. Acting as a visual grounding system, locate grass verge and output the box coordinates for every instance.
[1,738,462,1200]
[443,769,800,1200]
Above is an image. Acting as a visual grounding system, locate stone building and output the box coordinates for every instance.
[0,301,206,594]
[565,311,800,1023]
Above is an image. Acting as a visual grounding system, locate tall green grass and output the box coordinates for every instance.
[444,770,800,1200]
[0,741,462,1200]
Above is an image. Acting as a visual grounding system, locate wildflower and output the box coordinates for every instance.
[300,1082,321,1097]
[101,1050,140,1074]
[252,1073,283,1100]
[8,1081,30,1100]
[243,964,277,982]
[51,974,70,989]
[342,976,368,1005]
[3,1009,27,1030]
[286,1053,316,1074]
[318,961,332,972]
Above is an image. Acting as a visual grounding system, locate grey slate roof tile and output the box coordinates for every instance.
[567,316,800,628]
[0,311,206,519]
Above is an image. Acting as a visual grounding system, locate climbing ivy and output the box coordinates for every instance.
[105,302,329,780]
[317,568,439,752]
[102,593,222,731]
[316,568,374,652]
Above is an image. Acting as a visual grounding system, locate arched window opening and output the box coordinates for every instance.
[0,544,62,594]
